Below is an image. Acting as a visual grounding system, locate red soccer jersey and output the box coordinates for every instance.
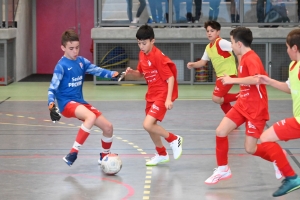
[137,46,178,102]
[233,50,269,121]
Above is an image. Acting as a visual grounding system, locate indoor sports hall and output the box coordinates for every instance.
[1,0,300,200]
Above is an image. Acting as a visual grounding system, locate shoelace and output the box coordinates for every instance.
[279,178,288,189]
[150,153,159,160]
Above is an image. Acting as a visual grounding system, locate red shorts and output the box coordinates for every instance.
[213,75,237,97]
[273,117,300,141]
[226,107,266,139]
[145,101,167,122]
[61,101,102,119]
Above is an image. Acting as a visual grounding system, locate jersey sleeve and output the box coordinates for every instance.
[219,39,232,52]
[137,61,143,73]
[83,57,116,78]
[201,50,210,61]
[48,64,64,106]
[157,56,175,81]
[246,58,266,76]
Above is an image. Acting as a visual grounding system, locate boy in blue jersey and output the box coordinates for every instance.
[47,29,119,166]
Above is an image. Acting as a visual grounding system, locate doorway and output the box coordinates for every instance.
[36,0,94,74]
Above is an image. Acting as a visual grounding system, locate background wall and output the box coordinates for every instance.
[15,0,33,81]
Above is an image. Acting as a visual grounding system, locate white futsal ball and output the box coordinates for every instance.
[101,154,122,175]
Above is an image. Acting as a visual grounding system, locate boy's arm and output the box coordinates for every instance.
[187,51,209,69]
[48,64,63,106]
[258,75,291,94]
[165,76,175,110]
[125,67,143,78]
[48,64,63,123]
[219,74,259,85]
[187,59,208,69]
[83,58,118,78]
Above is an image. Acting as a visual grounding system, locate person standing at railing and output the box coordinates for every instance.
[126,0,146,25]
[208,0,221,21]
[256,0,272,23]
[231,0,240,23]
[298,0,300,22]
[148,0,163,24]
[194,0,202,24]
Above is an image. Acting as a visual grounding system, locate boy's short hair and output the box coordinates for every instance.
[136,24,155,40]
[204,21,221,31]
[286,29,300,52]
[61,29,79,47]
[230,27,253,47]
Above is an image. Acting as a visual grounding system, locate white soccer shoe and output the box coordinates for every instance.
[205,166,232,185]
[146,153,169,166]
[169,135,183,159]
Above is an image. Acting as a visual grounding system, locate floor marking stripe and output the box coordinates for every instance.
[113,135,152,199]
[0,97,10,104]
[285,149,300,169]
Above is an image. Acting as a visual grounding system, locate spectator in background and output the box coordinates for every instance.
[194,0,202,24]
[298,0,300,22]
[208,0,221,21]
[173,0,193,23]
[256,0,272,23]
[126,0,146,25]
[148,0,163,23]
[231,0,240,23]
[185,0,193,23]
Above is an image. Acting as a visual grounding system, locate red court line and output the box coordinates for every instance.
[0,169,135,200]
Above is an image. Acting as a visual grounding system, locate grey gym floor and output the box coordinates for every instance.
[0,82,299,200]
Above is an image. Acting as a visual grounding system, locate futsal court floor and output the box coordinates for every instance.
[0,82,299,200]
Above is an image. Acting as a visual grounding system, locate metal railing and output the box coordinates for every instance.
[0,0,18,28]
[94,0,299,28]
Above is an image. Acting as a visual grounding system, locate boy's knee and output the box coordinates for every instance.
[212,96,222,104]
[143,120,154,132]
[244,145,256,154]
[216,127,227,137]
[103,123,113,136]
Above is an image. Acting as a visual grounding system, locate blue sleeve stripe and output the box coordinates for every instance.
[48,65,64,105]
[86,63,115,78]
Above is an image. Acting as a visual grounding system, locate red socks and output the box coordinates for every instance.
[101,136,113,156]
[156,146,167,156]
[262,142,295,177]
[165,132,177,143]
[220,103,232,114]
[223,93,239,103]
[71,124,90,153]
[155,133,176,156]
[216,136,229,166]
[252,144,272,162]
[220,93,239,114]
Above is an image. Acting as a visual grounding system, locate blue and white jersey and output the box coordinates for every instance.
[48,56,115,112]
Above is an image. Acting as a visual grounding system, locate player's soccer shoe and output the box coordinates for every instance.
[98,152,109,165]
[205,166,232,185]
[146,153,169,166]
[63,152,77,166]
[169,135,183,159]
[273,176,300,197]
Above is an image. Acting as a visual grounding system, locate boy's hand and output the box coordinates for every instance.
[218,74,231,85]
[125,67,134,74]
[48,102,61,123]
[187,62,194,69]
[112,71,119,77]
[165,100,173,110]
[256,74,270,85]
